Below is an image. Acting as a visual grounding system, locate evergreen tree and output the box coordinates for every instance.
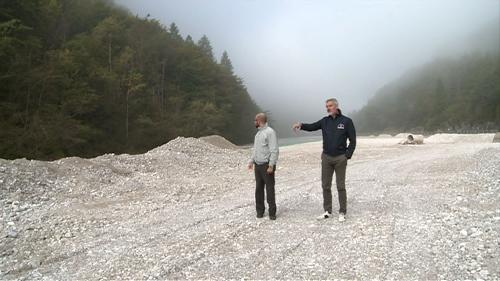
[169,22,182,40]
[185,34,194,44]
[220,50,233,73]
[197,34,214,61]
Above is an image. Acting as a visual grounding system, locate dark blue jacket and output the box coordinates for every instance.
[301,111,356,158]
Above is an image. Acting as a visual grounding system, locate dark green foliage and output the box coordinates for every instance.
[0,0,260,160]
[220,50,233,73]
[197,35,214,61]
[352,54,500,135]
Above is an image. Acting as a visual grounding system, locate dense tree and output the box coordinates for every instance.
[197,34,214,61]
[0,0,261,160]
[185,34,194,45]
[220,50,233,73]
[168,22,181,41]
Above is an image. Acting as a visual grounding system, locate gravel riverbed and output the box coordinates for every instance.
[0,135,499,280]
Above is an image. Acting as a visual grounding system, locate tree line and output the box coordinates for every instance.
[352,53,500,135]
[0,0,261,160]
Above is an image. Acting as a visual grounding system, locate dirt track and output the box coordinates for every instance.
[1,136,499,280]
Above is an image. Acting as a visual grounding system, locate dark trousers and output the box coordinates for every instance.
[321,153,348,214]
[254,163,276,216]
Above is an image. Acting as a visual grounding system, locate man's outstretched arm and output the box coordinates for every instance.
[293,119,322,132]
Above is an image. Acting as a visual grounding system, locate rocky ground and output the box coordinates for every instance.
[0,135,499,280]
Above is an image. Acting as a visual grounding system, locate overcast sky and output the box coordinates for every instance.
[116,0,499,123]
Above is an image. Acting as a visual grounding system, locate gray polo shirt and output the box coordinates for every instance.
[250,124,279,166]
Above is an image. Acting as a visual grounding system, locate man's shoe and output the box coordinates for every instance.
[316,211,332,220]
[269,215,276,220]
[338,213,346,222]
[256,213,264,218]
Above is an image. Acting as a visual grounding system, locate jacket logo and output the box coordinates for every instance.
[337,123,345,129]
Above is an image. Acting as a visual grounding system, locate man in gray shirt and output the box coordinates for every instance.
[248,113,279,220]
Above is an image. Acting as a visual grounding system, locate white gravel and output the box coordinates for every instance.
[0,135,499,280]
[425,133,495,144]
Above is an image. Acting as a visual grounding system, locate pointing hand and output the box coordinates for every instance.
[292,123,302,132]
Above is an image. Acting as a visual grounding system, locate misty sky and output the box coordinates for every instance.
[116,0,499,123]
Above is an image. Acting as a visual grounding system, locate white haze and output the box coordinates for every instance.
[116,0,499,126]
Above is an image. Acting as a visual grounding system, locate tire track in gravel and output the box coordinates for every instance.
[29,175,322,279]
[170,145,402,279]
[90,177,323,279]
[38,144,406,278]
[109,178,323,278]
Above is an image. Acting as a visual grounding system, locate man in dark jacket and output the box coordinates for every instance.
[292,98,356,222]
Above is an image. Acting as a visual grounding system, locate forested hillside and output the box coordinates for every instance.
[352,53,500,134]
[0,0,260,160]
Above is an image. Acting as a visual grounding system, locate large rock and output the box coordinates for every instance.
[493,132,500,143]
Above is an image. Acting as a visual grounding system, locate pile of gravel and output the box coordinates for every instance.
[0,136,252,278]
[0,136,249,207]
[199,135,240,150]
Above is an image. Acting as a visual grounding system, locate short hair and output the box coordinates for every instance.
[326,98,339,106]
[256,113,267,123]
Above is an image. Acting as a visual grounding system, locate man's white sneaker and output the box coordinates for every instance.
[338,213,346,222]
[317,211,332,220]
